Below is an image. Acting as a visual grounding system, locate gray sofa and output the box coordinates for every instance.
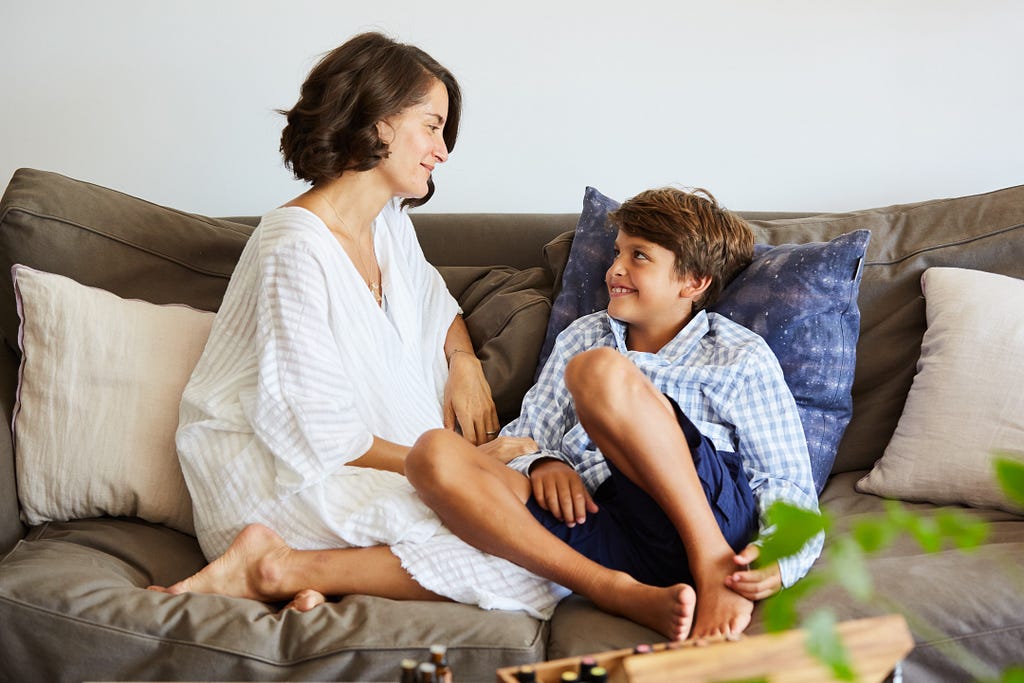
[1,168,1022,682]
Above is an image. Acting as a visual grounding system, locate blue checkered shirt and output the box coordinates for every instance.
[505,310,823,588]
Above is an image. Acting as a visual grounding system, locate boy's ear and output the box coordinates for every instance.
[680,274,713,300]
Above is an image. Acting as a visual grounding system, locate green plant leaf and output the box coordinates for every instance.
[828,537,872,601]
[761,575,824,633]
[935,509,989,551]
[1000,666,1024,683]
[803,609,856,682]
[994,453,1024,508]
[851,517,898,553]
[758,502,828,566]
[905,514,943,553]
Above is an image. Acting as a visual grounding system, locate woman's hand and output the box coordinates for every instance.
[529,459,598,527]
[724,543,782,601]
[443,349,500,445]
[476,435,540,465]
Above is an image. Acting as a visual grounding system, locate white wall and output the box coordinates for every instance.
[2,0,1021,215]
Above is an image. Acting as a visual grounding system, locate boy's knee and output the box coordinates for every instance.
[565,347,632,399]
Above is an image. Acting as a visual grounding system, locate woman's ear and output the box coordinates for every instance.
[376,120,395,145]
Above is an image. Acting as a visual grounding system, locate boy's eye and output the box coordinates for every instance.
[634,250,648,260]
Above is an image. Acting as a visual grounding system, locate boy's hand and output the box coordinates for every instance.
[529,459,598,527]
[476,436,540,464]
[724,543,782,600]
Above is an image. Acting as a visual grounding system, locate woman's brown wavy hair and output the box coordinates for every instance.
[278,32,461,209]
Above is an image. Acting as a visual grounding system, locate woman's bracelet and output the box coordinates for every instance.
[446,348,473,366]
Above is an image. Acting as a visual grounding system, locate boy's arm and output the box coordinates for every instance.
[727,345,824,589]
[502,318,605,524]
[502,321,589,473]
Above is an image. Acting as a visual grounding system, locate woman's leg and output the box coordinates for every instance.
[405,430,695,641]
[149,523,444,604]
[563,347,753,639]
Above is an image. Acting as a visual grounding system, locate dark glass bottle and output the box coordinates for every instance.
[399,658,418,683]
[417,662,437,683]
[578,655,597,681]
[588,666,608,683]
[515,665,537,682]
[430,644,452,683]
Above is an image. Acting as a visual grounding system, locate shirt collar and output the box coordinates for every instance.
[606,309,711,363]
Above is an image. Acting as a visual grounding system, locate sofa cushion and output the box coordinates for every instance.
[747,184,1024,476]
[540,186,868,492]
[537,187,620,371]
[856,268,1024,514]
[0,519,546,682]
[439,266,552,424]
[0,169,251,352]
[714,232,869,491]
[809,472,1024,680]
[12,266,212,534]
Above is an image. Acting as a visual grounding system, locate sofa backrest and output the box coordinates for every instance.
[1,168,1023,552]
[747,187,1024,474]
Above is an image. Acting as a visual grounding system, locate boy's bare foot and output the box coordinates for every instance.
[146,523,294,601]
[595,575,696,641]
[690,580,754,640]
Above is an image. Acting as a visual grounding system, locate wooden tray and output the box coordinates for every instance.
[496,614,914,683]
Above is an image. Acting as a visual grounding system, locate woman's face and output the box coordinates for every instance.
[375,79,450,199]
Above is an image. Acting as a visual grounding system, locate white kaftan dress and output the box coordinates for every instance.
[176,200,568,618]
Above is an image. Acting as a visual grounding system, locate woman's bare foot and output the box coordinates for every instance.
[146,523,294,601]
[283,589,327,612]
[595,575,696,641]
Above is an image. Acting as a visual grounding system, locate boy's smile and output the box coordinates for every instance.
[605,230,710,353]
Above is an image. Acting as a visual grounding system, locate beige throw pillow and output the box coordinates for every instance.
[857,267,1024,514]
[12,265,214,534]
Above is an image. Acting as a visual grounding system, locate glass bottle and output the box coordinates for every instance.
[430,644,452,683]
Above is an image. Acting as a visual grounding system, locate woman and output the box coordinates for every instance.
[158,32,565,617]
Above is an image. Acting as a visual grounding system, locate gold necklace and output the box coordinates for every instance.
[314,190,382,306]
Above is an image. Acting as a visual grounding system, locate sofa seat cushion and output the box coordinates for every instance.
[0,519,546,683]
[547,473,1024,679]
[806,473,1024,681]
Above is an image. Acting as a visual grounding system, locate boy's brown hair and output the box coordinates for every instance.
[608,187,754,311]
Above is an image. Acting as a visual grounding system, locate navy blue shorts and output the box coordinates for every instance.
[526,397,758,587]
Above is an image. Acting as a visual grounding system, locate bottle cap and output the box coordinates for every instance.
[430,644,447,656]
[516,665,537,682]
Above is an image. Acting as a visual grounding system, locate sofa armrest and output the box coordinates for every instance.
[0,338,25,553]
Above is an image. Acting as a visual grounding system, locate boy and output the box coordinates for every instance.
[405,187,822,640]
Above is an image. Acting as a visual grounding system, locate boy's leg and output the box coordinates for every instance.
[150,523,444,605]
[563,347,754,639]
[405,430,695,641]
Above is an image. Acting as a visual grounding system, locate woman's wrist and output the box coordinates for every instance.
[445,347,475,367]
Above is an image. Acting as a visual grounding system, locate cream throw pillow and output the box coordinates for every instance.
[857,267,1024,514]
[12,265,214,534]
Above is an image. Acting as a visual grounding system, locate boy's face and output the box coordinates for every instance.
[605,230,707,343]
